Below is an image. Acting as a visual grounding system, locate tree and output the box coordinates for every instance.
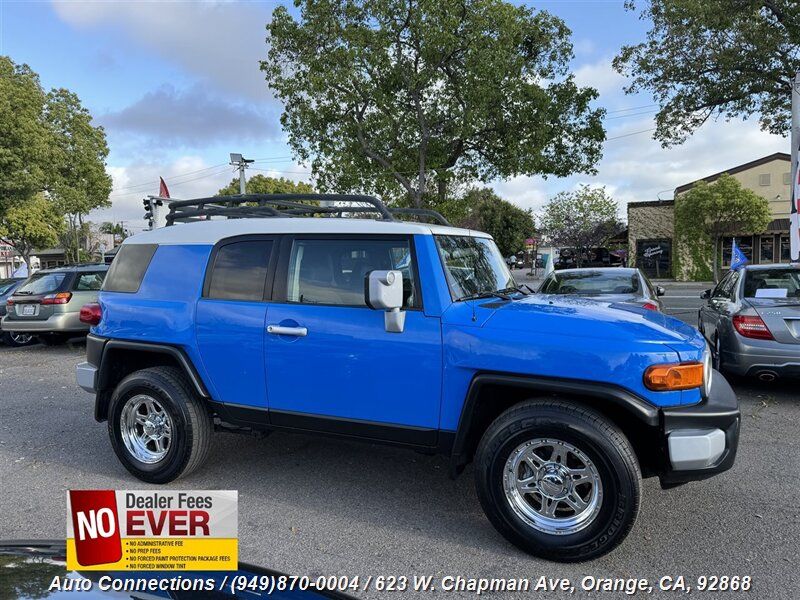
[614,0,800,146]
[99,222,129,243]
[46,89,113,263]
[0,57,53,215]
[217,174,313,196]
[447,188,535,256]
[539,185,622,267]
[262,0,605,208]
[0,195,65,269]
[674,174,772,281]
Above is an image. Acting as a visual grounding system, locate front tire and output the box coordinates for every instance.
[107,366,213,483]
[475,400,641,562]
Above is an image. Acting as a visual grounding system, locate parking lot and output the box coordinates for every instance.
[1,283,798,598]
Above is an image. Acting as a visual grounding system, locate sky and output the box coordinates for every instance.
[0,0,789,232]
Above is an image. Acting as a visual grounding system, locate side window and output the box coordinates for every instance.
[103,244,157,293]
[712,273,731,299]
[74,272,106,291]
[286,238,419,308]
[207,240,273,301]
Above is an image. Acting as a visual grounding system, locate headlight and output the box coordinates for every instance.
[702,344,713,398]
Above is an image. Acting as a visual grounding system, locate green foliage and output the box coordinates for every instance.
[217,174,314,196]
[614,0,800,146]
[0,195,65,267]
[674,174,772,281]
[0,57,52,213]
[539,185,622,266]
[443,188,534,256]
[262,0,605,207]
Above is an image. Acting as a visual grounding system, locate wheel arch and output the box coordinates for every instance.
[92,337,209,422]
[449,373,664,479]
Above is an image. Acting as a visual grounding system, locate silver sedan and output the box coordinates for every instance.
[698,264,800,381]
[537,267,665,311]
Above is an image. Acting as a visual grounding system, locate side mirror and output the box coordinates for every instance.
[700,289,711,299]
[656,286,666,297]
[366,270,405,333]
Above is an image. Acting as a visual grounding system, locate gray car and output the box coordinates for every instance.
[698,264,800,381]
[537,267,665,311]
[1,264,108,345]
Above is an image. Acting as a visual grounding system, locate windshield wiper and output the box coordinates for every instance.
[498,285,533,296]
[458,290,513,302]
[14,290,33,295]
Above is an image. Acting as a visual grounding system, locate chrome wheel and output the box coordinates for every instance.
[120,394,173,464]
[10,332,33,345]
[503,438,602,536]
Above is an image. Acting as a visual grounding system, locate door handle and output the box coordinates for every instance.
[267,325,308,337]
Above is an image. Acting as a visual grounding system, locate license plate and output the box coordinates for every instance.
[21,304,36,316]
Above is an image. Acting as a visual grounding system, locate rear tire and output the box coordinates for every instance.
[2,331,36,347]
[475,400,641,562]
[107,366,213,483]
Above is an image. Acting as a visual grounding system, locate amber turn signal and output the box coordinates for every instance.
[643,362,704,391]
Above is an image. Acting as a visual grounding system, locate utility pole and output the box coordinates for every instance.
[791,71,800,262]
[230,153,254,195]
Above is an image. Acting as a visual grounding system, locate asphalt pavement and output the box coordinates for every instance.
[1,284,798,599]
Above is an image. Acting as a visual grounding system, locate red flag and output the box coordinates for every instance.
[158,177,170,199]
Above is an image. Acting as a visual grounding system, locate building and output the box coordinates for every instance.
[628,152,794,280]
[0,244,26,278]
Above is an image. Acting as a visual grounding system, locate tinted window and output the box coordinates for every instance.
[15,272,67,295]
[286,238,419,307]
[743,269,800,298]
[207,240,272,301]
[0,279,19,295]
[104,244,157,293]
[73,272,106,291]
[540,271,640,295]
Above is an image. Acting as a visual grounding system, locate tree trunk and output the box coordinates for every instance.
[437,178,447,204]
[712,236,720,283]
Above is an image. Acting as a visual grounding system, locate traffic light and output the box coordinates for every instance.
[143,198,154,228]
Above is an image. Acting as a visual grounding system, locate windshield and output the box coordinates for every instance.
[435,235,515,300]
[0,279,19,295]
[15,272,67,295]
[743,269,800,299]
[541,271,640,295]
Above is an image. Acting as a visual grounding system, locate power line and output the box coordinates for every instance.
[604,109,658,121]
[605,103,658,114]
[605,127,657,141]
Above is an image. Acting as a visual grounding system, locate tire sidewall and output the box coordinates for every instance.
[108,373,194,483]
[478,411,639,561]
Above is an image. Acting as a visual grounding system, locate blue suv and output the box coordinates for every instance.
[76,194,739,561]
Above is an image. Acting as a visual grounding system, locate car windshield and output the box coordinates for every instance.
[0,279,19,295]
[435,235,515,300]
[743,268,800,298]
[15,272,67,295]
[541,271,640,295]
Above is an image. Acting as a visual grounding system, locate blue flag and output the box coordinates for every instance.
[730,238,748,270]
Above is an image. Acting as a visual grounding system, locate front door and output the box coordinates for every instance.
[265,235,442,444]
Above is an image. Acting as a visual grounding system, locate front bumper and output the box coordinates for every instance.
[658,370,740,486]
[1,312,86,333]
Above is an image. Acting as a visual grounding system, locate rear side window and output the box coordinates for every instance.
[103,244,157,293]
[73,272,106,291]
[207,240,273,301]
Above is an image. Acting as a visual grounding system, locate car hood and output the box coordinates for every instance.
[481,293,698,345]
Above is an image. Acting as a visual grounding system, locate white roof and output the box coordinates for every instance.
[125,217,491,245]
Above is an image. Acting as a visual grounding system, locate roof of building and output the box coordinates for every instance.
[124,217,491,246]
[766,218,791,232]
[627,199,675,210]
[674,152,791,194]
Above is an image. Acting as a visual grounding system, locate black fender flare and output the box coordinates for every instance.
[448,372,661,477]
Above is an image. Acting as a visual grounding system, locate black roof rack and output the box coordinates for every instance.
[164,193,451,227]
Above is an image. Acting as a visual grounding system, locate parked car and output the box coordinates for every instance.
[698,263,800,381]
[76,194,738,562]
[2,264,109,345]
[0,277,36,346]
[537,267,665,311]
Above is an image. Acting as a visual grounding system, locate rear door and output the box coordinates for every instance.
[195,236,278,412]
[742,268,800,344]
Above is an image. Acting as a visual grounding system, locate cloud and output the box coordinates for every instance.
[491,116,788,219]
[573,58,627,96]
[51,0,272,100]
[99,84,279,147]
[91,155,312,227]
